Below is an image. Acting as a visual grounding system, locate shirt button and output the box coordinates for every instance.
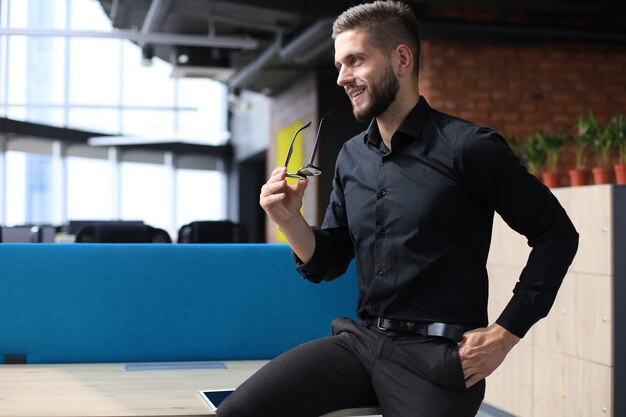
[378,189,387,198]
[376,229,386,238]
[377,268,384,276]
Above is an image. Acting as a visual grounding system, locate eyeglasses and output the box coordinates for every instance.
[284,110,331,179]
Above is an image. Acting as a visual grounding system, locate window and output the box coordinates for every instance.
[4,151,28,226]
[176,169,225,227]
[121,161,172,232]
[66,156,113,220]
[0,0,229,232]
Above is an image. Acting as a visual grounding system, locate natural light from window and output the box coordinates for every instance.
[0,0,228,238]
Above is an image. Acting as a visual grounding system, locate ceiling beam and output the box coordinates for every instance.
[0,27,259,49]
[0,117,105,144]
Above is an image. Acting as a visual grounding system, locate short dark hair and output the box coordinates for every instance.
[332,1,420,73]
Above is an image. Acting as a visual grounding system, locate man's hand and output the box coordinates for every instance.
[457,323,520,388]
[259,166,315,263]
[259,167,308,227]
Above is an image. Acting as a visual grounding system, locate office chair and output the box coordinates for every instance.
[66,219,143,235]
[177,220,247,243]
[75,223,171,243]
[0,225,57,243]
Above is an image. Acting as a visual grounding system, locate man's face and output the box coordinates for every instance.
[334,30,399,121]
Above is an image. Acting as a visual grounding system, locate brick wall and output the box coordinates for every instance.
[419,41,626,185]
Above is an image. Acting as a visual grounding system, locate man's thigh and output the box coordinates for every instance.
[217,334,377,417]
[372,334,485,417]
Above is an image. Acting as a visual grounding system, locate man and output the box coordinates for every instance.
[219,1,578,416]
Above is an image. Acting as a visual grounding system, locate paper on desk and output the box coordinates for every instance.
[122,362,227,371]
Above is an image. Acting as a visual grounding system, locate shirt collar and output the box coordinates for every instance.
[363,96,432,146]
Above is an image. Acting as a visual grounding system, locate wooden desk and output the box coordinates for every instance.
[0,361,380,417]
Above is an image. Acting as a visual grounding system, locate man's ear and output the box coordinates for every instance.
[395,44,413,76]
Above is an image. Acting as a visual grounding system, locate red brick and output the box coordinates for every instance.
[550,92,577,103]
[491,91,511,101]
[420,40,626,174]
[518,102,537,112]
[597,63,623,72]
[566,103,589,115]
[475,100,492,110]
[491,112,521,123]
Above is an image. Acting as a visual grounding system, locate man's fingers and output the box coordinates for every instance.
[464,373,484,389]
[271,166,287,177]
[260,179,286,198]
[260,192,286,209]
[460,359,480,378]
[292,177,309,196]
[460,357,484,388]
[454,324,518,389]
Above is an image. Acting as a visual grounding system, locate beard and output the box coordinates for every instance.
[351,64,399,122]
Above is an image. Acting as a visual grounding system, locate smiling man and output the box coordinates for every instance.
[219,2,579,416]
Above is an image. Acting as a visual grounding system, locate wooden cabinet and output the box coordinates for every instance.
[485,185,625,417]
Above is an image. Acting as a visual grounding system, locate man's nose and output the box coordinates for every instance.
[336,67,353,87]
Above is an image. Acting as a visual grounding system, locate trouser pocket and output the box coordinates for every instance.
[449,342,467,390]
[331,317,355,335]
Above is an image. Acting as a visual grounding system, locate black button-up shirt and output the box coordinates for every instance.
[296,97,578,337]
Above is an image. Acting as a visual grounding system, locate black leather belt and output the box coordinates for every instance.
[366,317,470,342]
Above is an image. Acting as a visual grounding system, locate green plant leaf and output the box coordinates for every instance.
[523,134,547,175]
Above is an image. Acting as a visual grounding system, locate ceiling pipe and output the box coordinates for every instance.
[291,37,333,64]
[0,27,259,49]
[228,35,282,90]
[141,0,170,34]
[279,18,334,61]
[140,0,171,50]
[212,13,286,34]
[108,0,120,22]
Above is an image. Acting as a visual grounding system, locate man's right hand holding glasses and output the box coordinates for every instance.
[260,166,308,227]
[259,111,331,263]
[260,166,315,263]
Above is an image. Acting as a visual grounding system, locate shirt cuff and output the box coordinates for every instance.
[495,297,540,338]
[293,227,331,283]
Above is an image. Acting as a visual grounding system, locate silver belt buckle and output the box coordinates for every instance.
[377,318,388,331]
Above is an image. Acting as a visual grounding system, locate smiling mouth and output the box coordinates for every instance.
[348,87,365,101]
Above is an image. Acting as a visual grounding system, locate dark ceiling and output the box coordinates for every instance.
[97,0,626,96]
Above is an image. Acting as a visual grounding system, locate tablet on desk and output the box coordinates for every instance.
[199,389,235,411]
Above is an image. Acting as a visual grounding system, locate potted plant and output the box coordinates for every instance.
[589,112,615,184]
[536,131,565,188]
[613,114,626,185]
[568,113,596,186]
[523,133,546,179]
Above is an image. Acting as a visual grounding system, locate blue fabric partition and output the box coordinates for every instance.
[0,244,358,364]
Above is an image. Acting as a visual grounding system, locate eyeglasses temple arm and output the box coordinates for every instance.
[284,121,312,167]
[307,110,332,166]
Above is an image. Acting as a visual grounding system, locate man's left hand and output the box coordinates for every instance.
[457,323,520,388]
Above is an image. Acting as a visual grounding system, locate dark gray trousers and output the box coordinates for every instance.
[217,317,485,417]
